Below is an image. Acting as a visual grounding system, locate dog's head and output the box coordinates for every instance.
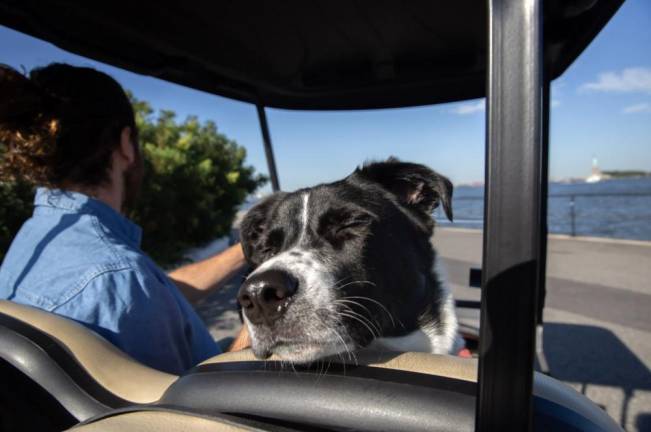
[238,158,453,362]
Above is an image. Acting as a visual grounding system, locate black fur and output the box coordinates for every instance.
[239,158,455,361]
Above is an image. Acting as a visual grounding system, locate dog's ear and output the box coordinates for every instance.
[351,158,453,221]
[240,193,286,266]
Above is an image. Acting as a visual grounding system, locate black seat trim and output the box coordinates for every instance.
[192,360,477,395]
[0,312,131,421]
[159,363,477,432]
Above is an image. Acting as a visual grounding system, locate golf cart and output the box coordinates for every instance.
[0,1,626,431]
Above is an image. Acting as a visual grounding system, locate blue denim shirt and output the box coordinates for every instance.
[0,188,220,374]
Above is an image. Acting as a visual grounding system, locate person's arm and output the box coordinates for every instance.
[168,243,247,304]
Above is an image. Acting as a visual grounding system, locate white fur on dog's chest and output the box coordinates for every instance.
[369,265,462,355]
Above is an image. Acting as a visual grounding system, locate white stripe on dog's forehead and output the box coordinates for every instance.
[298,192,310,245]
[248,191,314,278]
[247,190,334,304]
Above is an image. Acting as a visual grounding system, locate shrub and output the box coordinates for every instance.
[0,94,266,267]
[0,180,34,262]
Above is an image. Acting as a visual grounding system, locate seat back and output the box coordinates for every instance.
[0,301,177,425]
[202,348,478,381]
[1,301,621,431]
[68,409,264,432]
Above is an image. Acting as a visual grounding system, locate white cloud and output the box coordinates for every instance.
[622,102,651,114]
[580,67,651,94]
[451,100,485,115]
[551,99,561,108]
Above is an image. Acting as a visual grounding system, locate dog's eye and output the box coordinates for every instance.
[261,228,285,258]
[332,215,375,244]
[318,210,375,247]
[336,217,373,234]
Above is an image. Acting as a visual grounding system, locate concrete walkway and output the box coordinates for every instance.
[197,227,651,431]
[435,228,651,432]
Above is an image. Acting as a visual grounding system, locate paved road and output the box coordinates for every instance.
[435,228,651,432]
[198,227,651,431]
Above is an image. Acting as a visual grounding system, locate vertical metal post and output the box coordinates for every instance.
[539,78,550,320]
[536,77,551,374]
[256,104,281,192]
[570,196,576,236]
[477,0,542,430]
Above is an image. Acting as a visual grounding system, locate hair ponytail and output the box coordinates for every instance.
[0,63,136,187]
[0,65,63,184]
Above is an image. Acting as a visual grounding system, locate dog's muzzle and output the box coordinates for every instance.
[238,269,299,326]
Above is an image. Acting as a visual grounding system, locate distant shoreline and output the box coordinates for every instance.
[456,174,651,188]
[601,170,651,179]
[437,226,651,247]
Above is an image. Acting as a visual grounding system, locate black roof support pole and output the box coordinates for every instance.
[536,76,551,375]
[538,77,550,324]
[477,0,543,430]
[256,104,281,192]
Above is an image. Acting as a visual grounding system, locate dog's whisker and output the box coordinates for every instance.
[332,299,374,317]
[324,359,332,377]
[341,295,397,328]
[338,312,380,339]
[322,276,355,292]
[330,275,354,288]
[337,303,384,335]
[334,300,386,337]
[332,280,376,291]
[331,325,356,364]
[334,299,386,336]
[333,327,356,366]
[313,310,355,368]
[326,315,355,362]
[335,305,382,337]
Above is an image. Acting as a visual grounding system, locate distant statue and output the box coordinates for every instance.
[586,156,603,183]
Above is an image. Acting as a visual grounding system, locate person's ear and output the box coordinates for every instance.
[117,126,136,166]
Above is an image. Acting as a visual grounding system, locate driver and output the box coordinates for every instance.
[0,63,249,374]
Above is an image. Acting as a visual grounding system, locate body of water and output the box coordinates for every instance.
[436,177,651,241]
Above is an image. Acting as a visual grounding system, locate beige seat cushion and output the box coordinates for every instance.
[1,299,477,405]
[68,411,257,432]
[0,300,177,403]
[202,348,478,382]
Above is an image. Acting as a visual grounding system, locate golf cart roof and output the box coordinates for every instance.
[0,0,622,110]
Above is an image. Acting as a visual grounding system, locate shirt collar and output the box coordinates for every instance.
[34,187,143,246]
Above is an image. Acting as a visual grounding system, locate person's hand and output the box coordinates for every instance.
[227,324,251,352]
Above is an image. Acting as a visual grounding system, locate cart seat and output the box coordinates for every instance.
[68,410,262,432]
[0,300,177,425]
[0,300,621,432]
[202,348,478,381]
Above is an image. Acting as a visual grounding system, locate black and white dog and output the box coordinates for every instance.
[238,158,462,363]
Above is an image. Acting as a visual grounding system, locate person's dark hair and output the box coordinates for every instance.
[0,63,137,188]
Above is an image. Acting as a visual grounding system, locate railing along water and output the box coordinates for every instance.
[435,192,651,240]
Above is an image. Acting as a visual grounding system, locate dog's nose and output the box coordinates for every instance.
[238,269,299,325]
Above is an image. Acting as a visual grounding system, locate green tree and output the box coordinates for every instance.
[0,180,34,262]
[129,95,266,267]
[0,95,266,267]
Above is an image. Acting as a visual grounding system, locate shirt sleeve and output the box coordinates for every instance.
[53,267,196,374]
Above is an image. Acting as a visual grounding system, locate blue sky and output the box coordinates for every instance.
[1,1,650,192]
